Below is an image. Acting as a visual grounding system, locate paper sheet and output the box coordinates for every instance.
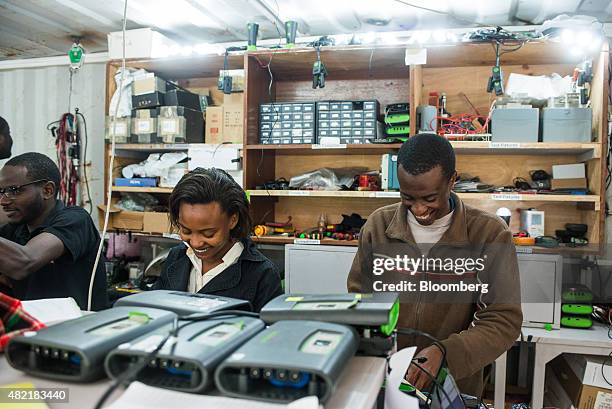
[21,298,82,326]
[104,382,320,409]
[188,145,242,171]
[384,347,419,409]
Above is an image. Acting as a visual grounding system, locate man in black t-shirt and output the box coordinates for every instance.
[0,152,107,310]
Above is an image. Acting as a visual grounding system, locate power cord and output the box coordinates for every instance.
[87,0,128,311]
[76,111,93,214]
[410,360,456,409]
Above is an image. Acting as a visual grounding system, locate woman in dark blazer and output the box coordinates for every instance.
[153,168,282,312]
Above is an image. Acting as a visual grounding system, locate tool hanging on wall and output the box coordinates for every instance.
[219,46,246,94]
[307,36,333,89]
[312,45,327,89]
[69,38,85,72]
[487,41,504,96]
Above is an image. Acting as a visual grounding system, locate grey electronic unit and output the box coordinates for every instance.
[215,320,358,403]
[491,107,539,142]
[105,316,265,393]
[541,107,592,142]
[6,307,176,382]
[260,293,399,356]
[114,290,251,316]
[416,105,437,133]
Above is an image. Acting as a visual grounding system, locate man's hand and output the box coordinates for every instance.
[405,345,444,390]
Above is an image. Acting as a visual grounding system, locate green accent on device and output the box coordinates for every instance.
[260,293,399,356]
[380,300,400,336]
[128,311,151,323]
[544,323,552,331]
[561,316,593,329]
[386,126,410,135]
[562,290,593,303]
[562,304,593,315]
[399,382,416,394]
[385,114,410,124]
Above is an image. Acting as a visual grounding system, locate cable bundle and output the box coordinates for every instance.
[54,113,80,206]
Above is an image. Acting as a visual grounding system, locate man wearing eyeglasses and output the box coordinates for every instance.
[0,152,107,310]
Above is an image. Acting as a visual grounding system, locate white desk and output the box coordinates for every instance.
[0,356,385,409]
[494,324,612,409]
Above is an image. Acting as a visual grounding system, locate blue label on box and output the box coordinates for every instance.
[114,178,158,187]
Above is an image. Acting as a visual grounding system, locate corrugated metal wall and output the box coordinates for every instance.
[0,62,106,222]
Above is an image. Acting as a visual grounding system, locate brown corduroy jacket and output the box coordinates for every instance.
[347,193,522,396]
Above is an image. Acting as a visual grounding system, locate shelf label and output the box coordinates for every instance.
[489,142,521,149]
[491,193,523,201]
[109,123,127,137]
[137,120,151,133]
[312,144,347,149]
[289,191,310,196]
[161,119,178,133]
[294,239,321,245]
[375,191,400,198]
[515,246,533,254]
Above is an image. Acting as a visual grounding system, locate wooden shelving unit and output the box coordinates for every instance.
[111,186,175,194]
[103,40,608,248]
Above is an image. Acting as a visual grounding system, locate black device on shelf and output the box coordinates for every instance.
[317,100,380,145]
[259,102,316,145]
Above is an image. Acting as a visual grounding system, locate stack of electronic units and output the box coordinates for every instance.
[561,285,593,329]
[128,73,204,144]
[384,103,410,140]
[259,102,316,145]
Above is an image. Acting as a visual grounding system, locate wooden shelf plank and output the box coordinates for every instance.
[251,236,359,246]
[248,189,600,205]
[245,142,600,157]
[245,144,402,154]
[111,143,243,152]
[112,186,174,193]
[246,42,600,75]
[109,54,243,79]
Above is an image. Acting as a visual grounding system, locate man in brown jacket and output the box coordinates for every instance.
[348,133,522,397]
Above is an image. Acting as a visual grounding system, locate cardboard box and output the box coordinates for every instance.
[553,163,586,179]
[205,106,224,143]
[550,355,612,409]
[552,178,588,190]
[143,212,171,234]
[158,106,204,143]
[222,93,244,144]
[565,354,612,390]
[97,206,143,231]
[165,89,201,112]
[132,74,176,96]
[107,28,176,59]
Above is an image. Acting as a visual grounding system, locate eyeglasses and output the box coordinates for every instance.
[0,179,48,199]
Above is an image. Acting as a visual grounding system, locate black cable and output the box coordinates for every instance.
[93,310,257,409]
[390,0,488,27]
[396,327,447,368]
[410,360,456,409]
[76,111,93,214]
[93,317,178,409]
